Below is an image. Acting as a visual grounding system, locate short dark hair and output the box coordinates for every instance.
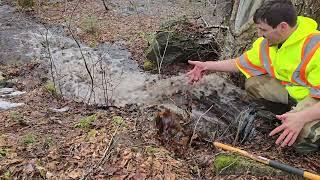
[253,0,297,28]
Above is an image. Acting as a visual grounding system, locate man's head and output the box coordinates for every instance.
[253,0,297,45]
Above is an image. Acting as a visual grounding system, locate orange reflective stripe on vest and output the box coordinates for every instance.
[290,33,320,97]
[237,53,267,76]
[260,40,275,77]
[291,34,320,86]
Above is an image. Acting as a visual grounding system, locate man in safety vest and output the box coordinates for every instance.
[187,0,320,154]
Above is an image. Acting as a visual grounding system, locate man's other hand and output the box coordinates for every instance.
[186,60,207,85]
[269,112,305,147]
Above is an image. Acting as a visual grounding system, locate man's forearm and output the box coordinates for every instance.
[299,101,320,123]
[203,59,239,72]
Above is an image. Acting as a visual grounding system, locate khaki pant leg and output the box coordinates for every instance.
[245,75,288,104]
[291,97,320,154]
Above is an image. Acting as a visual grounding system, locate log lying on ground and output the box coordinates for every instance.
[146,17,221,67]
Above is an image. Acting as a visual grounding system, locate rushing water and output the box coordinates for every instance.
[1,3,261,143]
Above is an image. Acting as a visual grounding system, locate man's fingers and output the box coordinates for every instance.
[188,60,198,65]
[275,129,289,145]
[187,74,196,84]
[276,114,286,121]
[281,132,294,147]
[186,70,194,76]
[269,124,285,136]
[288,133,299,146]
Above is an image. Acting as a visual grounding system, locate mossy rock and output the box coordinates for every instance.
[143,60,156,71]
[213,154,297,178]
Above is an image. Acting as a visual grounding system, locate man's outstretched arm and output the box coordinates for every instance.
[187,59,239,84]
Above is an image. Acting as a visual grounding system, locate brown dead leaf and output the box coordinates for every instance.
[164,171,176,180]
[110,175,128,180]
[152,160,163,172]
[132,172,147,180]
[68,169,83,179]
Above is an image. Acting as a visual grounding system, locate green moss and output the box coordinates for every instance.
[0,148,8,158]
[9,111,24,123]
[44,81,57,96]
[75,115,97,130]
[112,116,124,126]
[17,0,34,9]
[214,154,288,177]
[0,171,11,180]
[145,146,159,155]
[143,60,156,71]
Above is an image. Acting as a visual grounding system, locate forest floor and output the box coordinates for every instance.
[0,0,319,179]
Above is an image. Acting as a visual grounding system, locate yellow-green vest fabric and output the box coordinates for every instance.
[236,16,320,101]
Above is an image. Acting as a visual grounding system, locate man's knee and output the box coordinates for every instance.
[294,121,320,154]
[244,75,288,104]
[245,76,266,100]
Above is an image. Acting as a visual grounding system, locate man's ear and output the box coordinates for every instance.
[278,22,289,31]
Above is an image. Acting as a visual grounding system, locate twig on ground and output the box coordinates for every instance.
[66,0,95,104]
[101,0,109,11]
[189,104,215,146]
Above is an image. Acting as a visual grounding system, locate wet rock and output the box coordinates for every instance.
[0,88,14,95]
[0,99,24,110]
[1,90,26,97]
[0,5,43,65]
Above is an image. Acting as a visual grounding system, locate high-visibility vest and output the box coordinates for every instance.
[236,16,320,101]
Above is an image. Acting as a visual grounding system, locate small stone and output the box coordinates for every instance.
[0,88,14,95]
[49,106,70,113]
[1,91,26,97]
[0,99,24,110]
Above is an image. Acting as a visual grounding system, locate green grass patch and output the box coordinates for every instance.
[23,133,36,145]
[44,81,57,96]
[9,111,24,124]
[112,116,124,126]
[82,16,99,35]
[0,171,11,180]
[17,0,34,10]
[0,148,8,158]
[75,115,97,130]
